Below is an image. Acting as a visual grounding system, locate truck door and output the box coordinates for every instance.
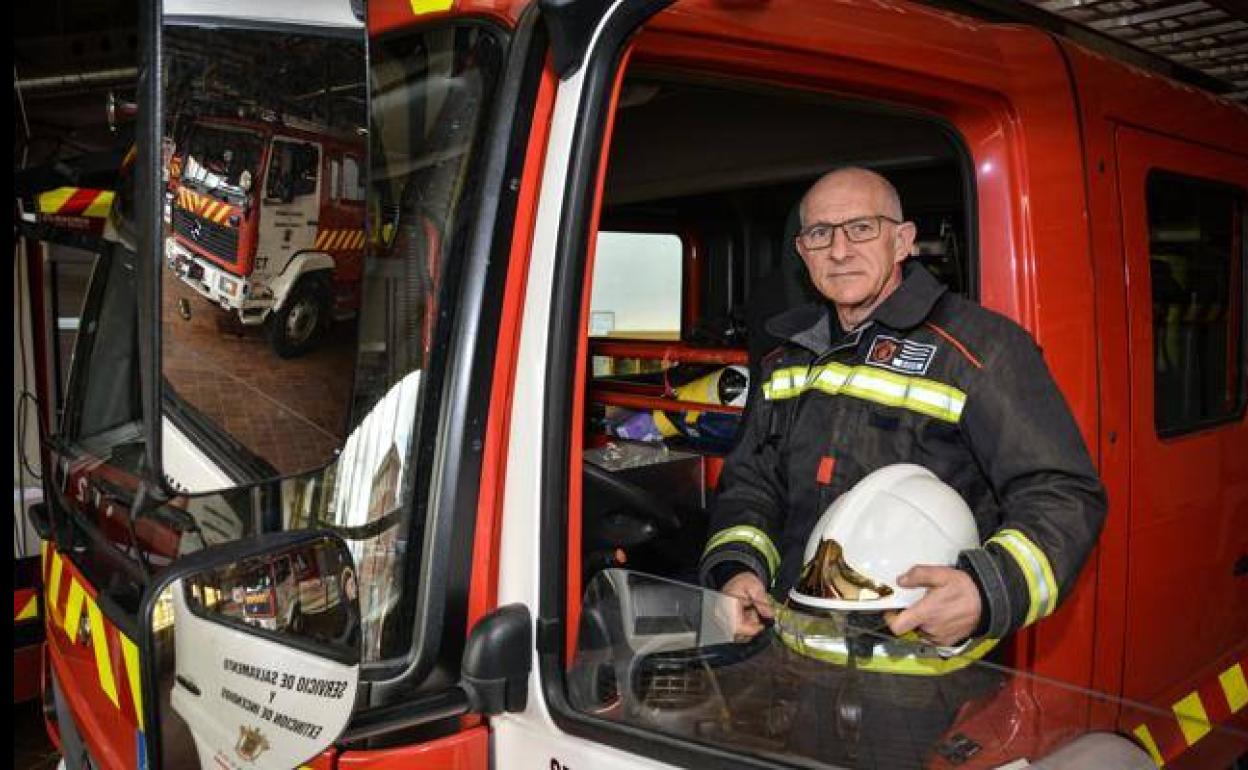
[321,151,367,311]
[258,138,322,281]
[1115,127,1248,723]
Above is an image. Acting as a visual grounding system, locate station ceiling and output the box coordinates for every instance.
[12,0,1248,168]
[946,0,1248,101]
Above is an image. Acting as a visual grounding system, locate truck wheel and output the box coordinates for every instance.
[268,276,330,359]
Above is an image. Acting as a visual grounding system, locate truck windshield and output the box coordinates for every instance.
[179,123,264,201]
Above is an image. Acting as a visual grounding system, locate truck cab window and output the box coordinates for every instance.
[590,231,684,340]
[69,245,144,456]
[343,155,365,202]
[1146,171,1246,434]
[266,139,320,201]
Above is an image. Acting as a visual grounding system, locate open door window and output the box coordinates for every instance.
[567,568,1247,768]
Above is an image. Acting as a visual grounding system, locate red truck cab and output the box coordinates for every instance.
[28,1,1247,769]
[165,115,367,356]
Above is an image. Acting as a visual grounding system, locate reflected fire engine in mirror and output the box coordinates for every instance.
[147,534,361,770]
[159,22,368,492]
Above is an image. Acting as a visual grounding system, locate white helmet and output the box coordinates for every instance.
[789,464,979,612]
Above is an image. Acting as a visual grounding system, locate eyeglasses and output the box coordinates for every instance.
[796,215,902,250]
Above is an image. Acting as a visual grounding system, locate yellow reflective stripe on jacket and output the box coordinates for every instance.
[704,525,781,578]
[988,528,1058,625]
[760,366,809,400]
[763,363,967,423]
[775,622,1000,676]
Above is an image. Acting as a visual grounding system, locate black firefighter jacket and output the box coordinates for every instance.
[700,263,1108,641]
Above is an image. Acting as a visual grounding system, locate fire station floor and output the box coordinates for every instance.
[14,698,58,769]
[161,269,356,477]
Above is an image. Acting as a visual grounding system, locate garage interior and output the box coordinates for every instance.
[12,1,1248,768]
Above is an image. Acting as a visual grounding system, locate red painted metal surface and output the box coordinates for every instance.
[15,587,39,620]
[587,379,664,397]
[14,644,42,704]
[1055,40,1248,748]
[43,549,144,770]
[704,456,724,492]
[926,677,1092,770]
[368,0,522,36]
[1115,128,1248,724]
[300,747,340,768]
[589,389,743,416]
[337,725,488,769]
[590,340,747,365]
[170,116,366,288]
[682,230,704,336]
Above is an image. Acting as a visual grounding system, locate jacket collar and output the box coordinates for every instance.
[871,261,947,330]
[764,262,948,356]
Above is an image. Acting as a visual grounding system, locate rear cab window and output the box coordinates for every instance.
[1146,171,1246,435]
[590,230,684,341]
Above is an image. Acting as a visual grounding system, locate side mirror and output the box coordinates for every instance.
[141,531,361,769]
[461,604,531,715]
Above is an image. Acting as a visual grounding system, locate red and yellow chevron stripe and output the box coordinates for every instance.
[14,588,39,623]
[37,187,115,219]
[174,186,236,226]
[1128,652,1248,766]
[409,0,454,14]
[42,541,146,732]
[314,229,366,252]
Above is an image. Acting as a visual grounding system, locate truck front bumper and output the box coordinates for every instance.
[164,238,268,323]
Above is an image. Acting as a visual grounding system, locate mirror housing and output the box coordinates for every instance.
[461,604,532,715]
[140,530,361,770]
[27,501,53,540]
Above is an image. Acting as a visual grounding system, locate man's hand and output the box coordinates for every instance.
[721,571,775,641]
[884,565,981,647]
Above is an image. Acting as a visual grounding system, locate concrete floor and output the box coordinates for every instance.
[161,268,356,478]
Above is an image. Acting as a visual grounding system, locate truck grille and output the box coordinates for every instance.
[173,207,239,265]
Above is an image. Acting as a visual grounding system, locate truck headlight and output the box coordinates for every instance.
[219,276,239,297]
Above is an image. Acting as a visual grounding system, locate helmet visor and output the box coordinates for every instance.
[795,539,894,603]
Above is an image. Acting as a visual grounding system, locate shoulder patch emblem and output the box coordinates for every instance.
[866,334,937,375]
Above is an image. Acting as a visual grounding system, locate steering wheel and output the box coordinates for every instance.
[583,461,684,535]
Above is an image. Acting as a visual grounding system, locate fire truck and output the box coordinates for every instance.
[22,0,1248,768]
[164,115,368,357]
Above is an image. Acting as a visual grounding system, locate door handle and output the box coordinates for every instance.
[306,220,318,226]
[1234,555,1248,578]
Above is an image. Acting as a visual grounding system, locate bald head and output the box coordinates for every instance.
[800,167,903,226]
[794,166,915,330]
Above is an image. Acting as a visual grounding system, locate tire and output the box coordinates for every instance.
[267,275,330,359]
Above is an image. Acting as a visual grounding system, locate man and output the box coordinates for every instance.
[701,167,1107,650]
